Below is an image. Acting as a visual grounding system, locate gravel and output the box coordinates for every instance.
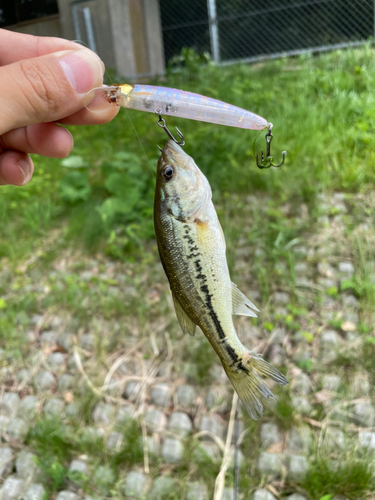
[168,411,192,437]
[16,451,37,479]
[199,415,225,440]
[176,384,196,407]
[0,476,26,500]
[34,370,55,391]
[260,423,281,449]
[150,383,169,406]
[0,393,20,417]
[6,418,29,442]
[92,402,115,425]
[0,447,14,480]
[144,408,167,432]
[24,484,46,500]
[122,471,147,498]
[253,489,278,500]
[286,454,308,479]
[358,431,375,451]
[44,398,65,418]
[55,492,80,500]
[257,452,283,475]
[186,481,208,500]
[161,438,184,464]
[149,476,175,500]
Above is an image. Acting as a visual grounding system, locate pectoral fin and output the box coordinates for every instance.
[231,282,259,317]
[172,293,196,336]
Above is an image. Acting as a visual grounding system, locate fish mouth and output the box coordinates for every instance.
[161,140,190,163]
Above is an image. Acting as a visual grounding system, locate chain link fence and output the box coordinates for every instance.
[160,0,374,66]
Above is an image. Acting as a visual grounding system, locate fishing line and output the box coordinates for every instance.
[123,108,150,167]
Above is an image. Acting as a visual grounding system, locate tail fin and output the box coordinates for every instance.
[225,351,288,420]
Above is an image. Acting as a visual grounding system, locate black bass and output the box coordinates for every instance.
[154,141,288,419]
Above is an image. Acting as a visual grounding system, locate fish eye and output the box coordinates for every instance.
[162,165,175,181]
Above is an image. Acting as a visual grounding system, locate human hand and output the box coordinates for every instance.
[0,29,119,186]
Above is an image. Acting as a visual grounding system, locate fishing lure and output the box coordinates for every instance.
[103,84,267,130]
[88,84,286,167]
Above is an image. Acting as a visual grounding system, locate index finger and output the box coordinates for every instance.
[0,29,87,66]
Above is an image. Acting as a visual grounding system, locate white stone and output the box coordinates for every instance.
[286,427,312,453]
[199,415,225,439]
[46,352,65,370]
[55,492,80,500]
[44,398,65,418]
[106,432,123,451]
[122,471,147,498]
[291,373,311,395]
[124,381,141,400]
[161,438,184,464]
[34,370,55,391]
[257,452,283,475]
[168,412,192,437]
[291,396,312,415]
[253,489,277,500]
[116,406,133,424]
[0,447,14,480]
[351,403,375,427]
[144,408,167,432]
[1,476,26,500]
[287,454,308,479]
[338,262,354,276]
[322,374,341,391]
[358,431,375,451]
[24,484,46,500]
[16,451,37,479]
[79,334,95,350]
[176,385,196,407]
[150,383,169,406]
[0,393,20,417]
[7,418,29,442]
[320,330,339,347]
[149,476,175,499]
[186,481,208,500]
[92,402,115,425]
[260,423,281,449]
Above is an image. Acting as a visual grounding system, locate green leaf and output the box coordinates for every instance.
[59,171,91,203]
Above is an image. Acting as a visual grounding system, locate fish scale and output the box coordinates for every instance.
[154,140,288,419]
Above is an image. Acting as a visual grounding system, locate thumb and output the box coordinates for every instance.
[0,48,104,135]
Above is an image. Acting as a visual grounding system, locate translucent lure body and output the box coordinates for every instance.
[105,84,267,130]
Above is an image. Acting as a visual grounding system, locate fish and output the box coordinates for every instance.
[154,140,288,419]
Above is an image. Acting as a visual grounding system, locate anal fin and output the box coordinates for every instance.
[231,282,259,317]
[172,292,196,336]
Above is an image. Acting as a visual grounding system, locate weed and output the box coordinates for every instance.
[300,454,375,499]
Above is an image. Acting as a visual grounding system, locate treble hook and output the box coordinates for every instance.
[256,123,286,169]
[156,110,185,147]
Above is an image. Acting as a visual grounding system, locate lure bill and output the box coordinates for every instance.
[103,84,268,130]
[154,140,288,419]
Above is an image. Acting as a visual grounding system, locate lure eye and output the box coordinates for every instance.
[162,165,175,181]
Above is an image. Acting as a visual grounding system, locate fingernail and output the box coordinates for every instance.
[17,159,32,185]
[58,50,104,94]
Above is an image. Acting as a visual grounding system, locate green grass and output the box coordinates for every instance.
[27,416,143,497]
[2,45,375,261]
[301,454,375,500]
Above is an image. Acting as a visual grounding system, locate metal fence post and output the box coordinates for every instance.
[207,0,220,63]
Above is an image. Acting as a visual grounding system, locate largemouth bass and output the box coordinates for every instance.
[154,140,288,419]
